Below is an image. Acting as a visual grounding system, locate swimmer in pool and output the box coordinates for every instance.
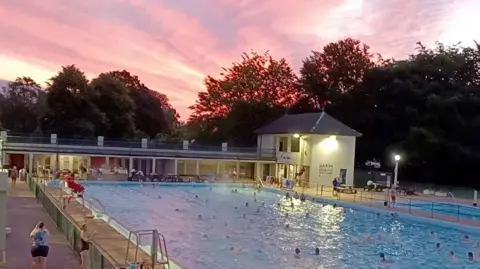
[242,213,247,218]
[290,202,294,208]
[256,208,260,213]
[174,208,179,212]
[231,189,234,193]
[293,192,299,199]
[449,251,459,262]
[430,231,437,239]
[306,213,310,218]
[464,235,471,243]
[202,234,208,238]
[294,248,301,259]
[286,224,290,229]
[435,242,442,251]
[363,233,373,242]
[379,253,389,263]
[245,202,249,207]
[333,204,337,208]
[468,252,480,262]
[234,206,238,210]
[195,195,198,199]
[197,215,203,220]
[285,213,289,218]
[475,241,480,248]
[300,193,306,202]
[157,195,162,199]
[376,232,383,241]
[285,192,290,198]
[315,248,320,255]
[210,187,212,191]
[277,203,281,207]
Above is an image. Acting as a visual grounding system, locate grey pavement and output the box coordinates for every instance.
[5,181,80,269]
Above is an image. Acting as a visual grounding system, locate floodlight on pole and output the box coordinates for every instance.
[293,133,300,138]
[393,154,401,187]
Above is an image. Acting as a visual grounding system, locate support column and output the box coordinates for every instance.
[152,158,156,174]
[254,162,261,180]
[183,161,187,174]
[28,154,33,173]
[236,161,240,181]
[129,157,133,173]
[105,156,110,167]
[216,161,220,174]
[195,160,200,175]
[0,170,7,265]
[173,159,178,175]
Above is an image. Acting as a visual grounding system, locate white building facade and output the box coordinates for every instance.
[255,112,361,187]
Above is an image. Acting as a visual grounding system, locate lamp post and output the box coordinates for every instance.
[393,154,401,187]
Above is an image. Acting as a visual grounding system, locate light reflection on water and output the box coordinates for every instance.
[85,185,480,269]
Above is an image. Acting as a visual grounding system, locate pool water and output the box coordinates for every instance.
[85,184,480,269]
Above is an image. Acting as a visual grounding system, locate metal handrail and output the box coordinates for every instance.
[125,229,170,269]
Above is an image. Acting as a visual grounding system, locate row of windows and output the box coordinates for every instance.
[278,137,300,152]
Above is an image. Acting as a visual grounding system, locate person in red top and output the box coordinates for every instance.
[65,172,84,201]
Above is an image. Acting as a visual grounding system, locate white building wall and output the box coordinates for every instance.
[259,135,276,157]
[308,135,356,186]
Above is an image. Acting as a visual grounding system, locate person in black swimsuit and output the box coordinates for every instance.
[80,224,96,269]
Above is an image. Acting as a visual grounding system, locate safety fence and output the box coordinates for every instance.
[27,176,116,269]
[292,183,480,224]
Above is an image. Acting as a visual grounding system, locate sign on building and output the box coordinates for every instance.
[319,164,333,175]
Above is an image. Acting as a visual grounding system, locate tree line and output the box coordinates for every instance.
[0,67,180,139]
[1,38,479,186]
[188,38,480,187]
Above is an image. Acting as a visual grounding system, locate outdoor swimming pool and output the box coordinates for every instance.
[84,183,480,269]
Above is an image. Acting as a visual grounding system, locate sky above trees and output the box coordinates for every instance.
[0,0,478,118]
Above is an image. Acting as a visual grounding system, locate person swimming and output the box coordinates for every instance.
[294,248,301,259]
[290,202,294,208]
[245,202,249,207]
[242,213,247,218]
[306,213,310,218]
[195,195,199,199]
[157,195,162,199]
[333,204,337,208]
[277,203,281,207]
[379,253,388,263]
[285,213,289,218]
[464,235,471,243]
[197,215,203,220]
[285,192,290,198]
[202,234,208,238]
[286,224,290,229]
[300,193,306,202]
[315,247,320,255]
[449,251,459,262]
[174,208,179,212]
[430,231,437,238]
[435,242,442,250]
[293,192,299,199]
[256,208,260,213]
[468,252,480,262]
[234,206,238,210]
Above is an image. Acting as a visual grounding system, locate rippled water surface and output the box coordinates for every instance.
[84,184,480,269]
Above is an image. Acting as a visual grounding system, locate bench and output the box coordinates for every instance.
[337,185,357,194]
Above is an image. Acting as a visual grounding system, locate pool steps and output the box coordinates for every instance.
[125,229,170,269]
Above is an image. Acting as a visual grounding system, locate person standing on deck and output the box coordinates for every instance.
[10,166,18,188]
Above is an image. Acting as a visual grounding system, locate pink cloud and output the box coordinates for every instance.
[0,0,475,118]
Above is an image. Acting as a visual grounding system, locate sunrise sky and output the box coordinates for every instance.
[0,0,478,118]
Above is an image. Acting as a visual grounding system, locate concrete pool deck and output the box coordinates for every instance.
[6,181,80,269]
[39,182,178,268]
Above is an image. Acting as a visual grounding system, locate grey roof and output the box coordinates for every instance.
[254,112,362,137]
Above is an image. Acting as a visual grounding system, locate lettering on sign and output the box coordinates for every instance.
[279,153,292,161]
[319,164,333,175]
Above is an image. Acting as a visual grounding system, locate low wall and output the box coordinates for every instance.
[27,176,117,269]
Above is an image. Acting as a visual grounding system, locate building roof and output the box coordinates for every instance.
[254,112,362,137]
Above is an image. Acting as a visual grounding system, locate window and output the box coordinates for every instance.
[278,137,288,152]
[291,137,300,152]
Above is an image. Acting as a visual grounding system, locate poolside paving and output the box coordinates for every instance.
[5,181,80,269]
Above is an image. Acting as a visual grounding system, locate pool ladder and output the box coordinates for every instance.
[125,229,170,269]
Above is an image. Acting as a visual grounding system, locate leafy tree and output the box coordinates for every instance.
[108,70,174,138]
[90,74,135,138]
[189,51,299,121]
[298,38,388,110]
[40,65,104,137]
[0,77,44,134]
